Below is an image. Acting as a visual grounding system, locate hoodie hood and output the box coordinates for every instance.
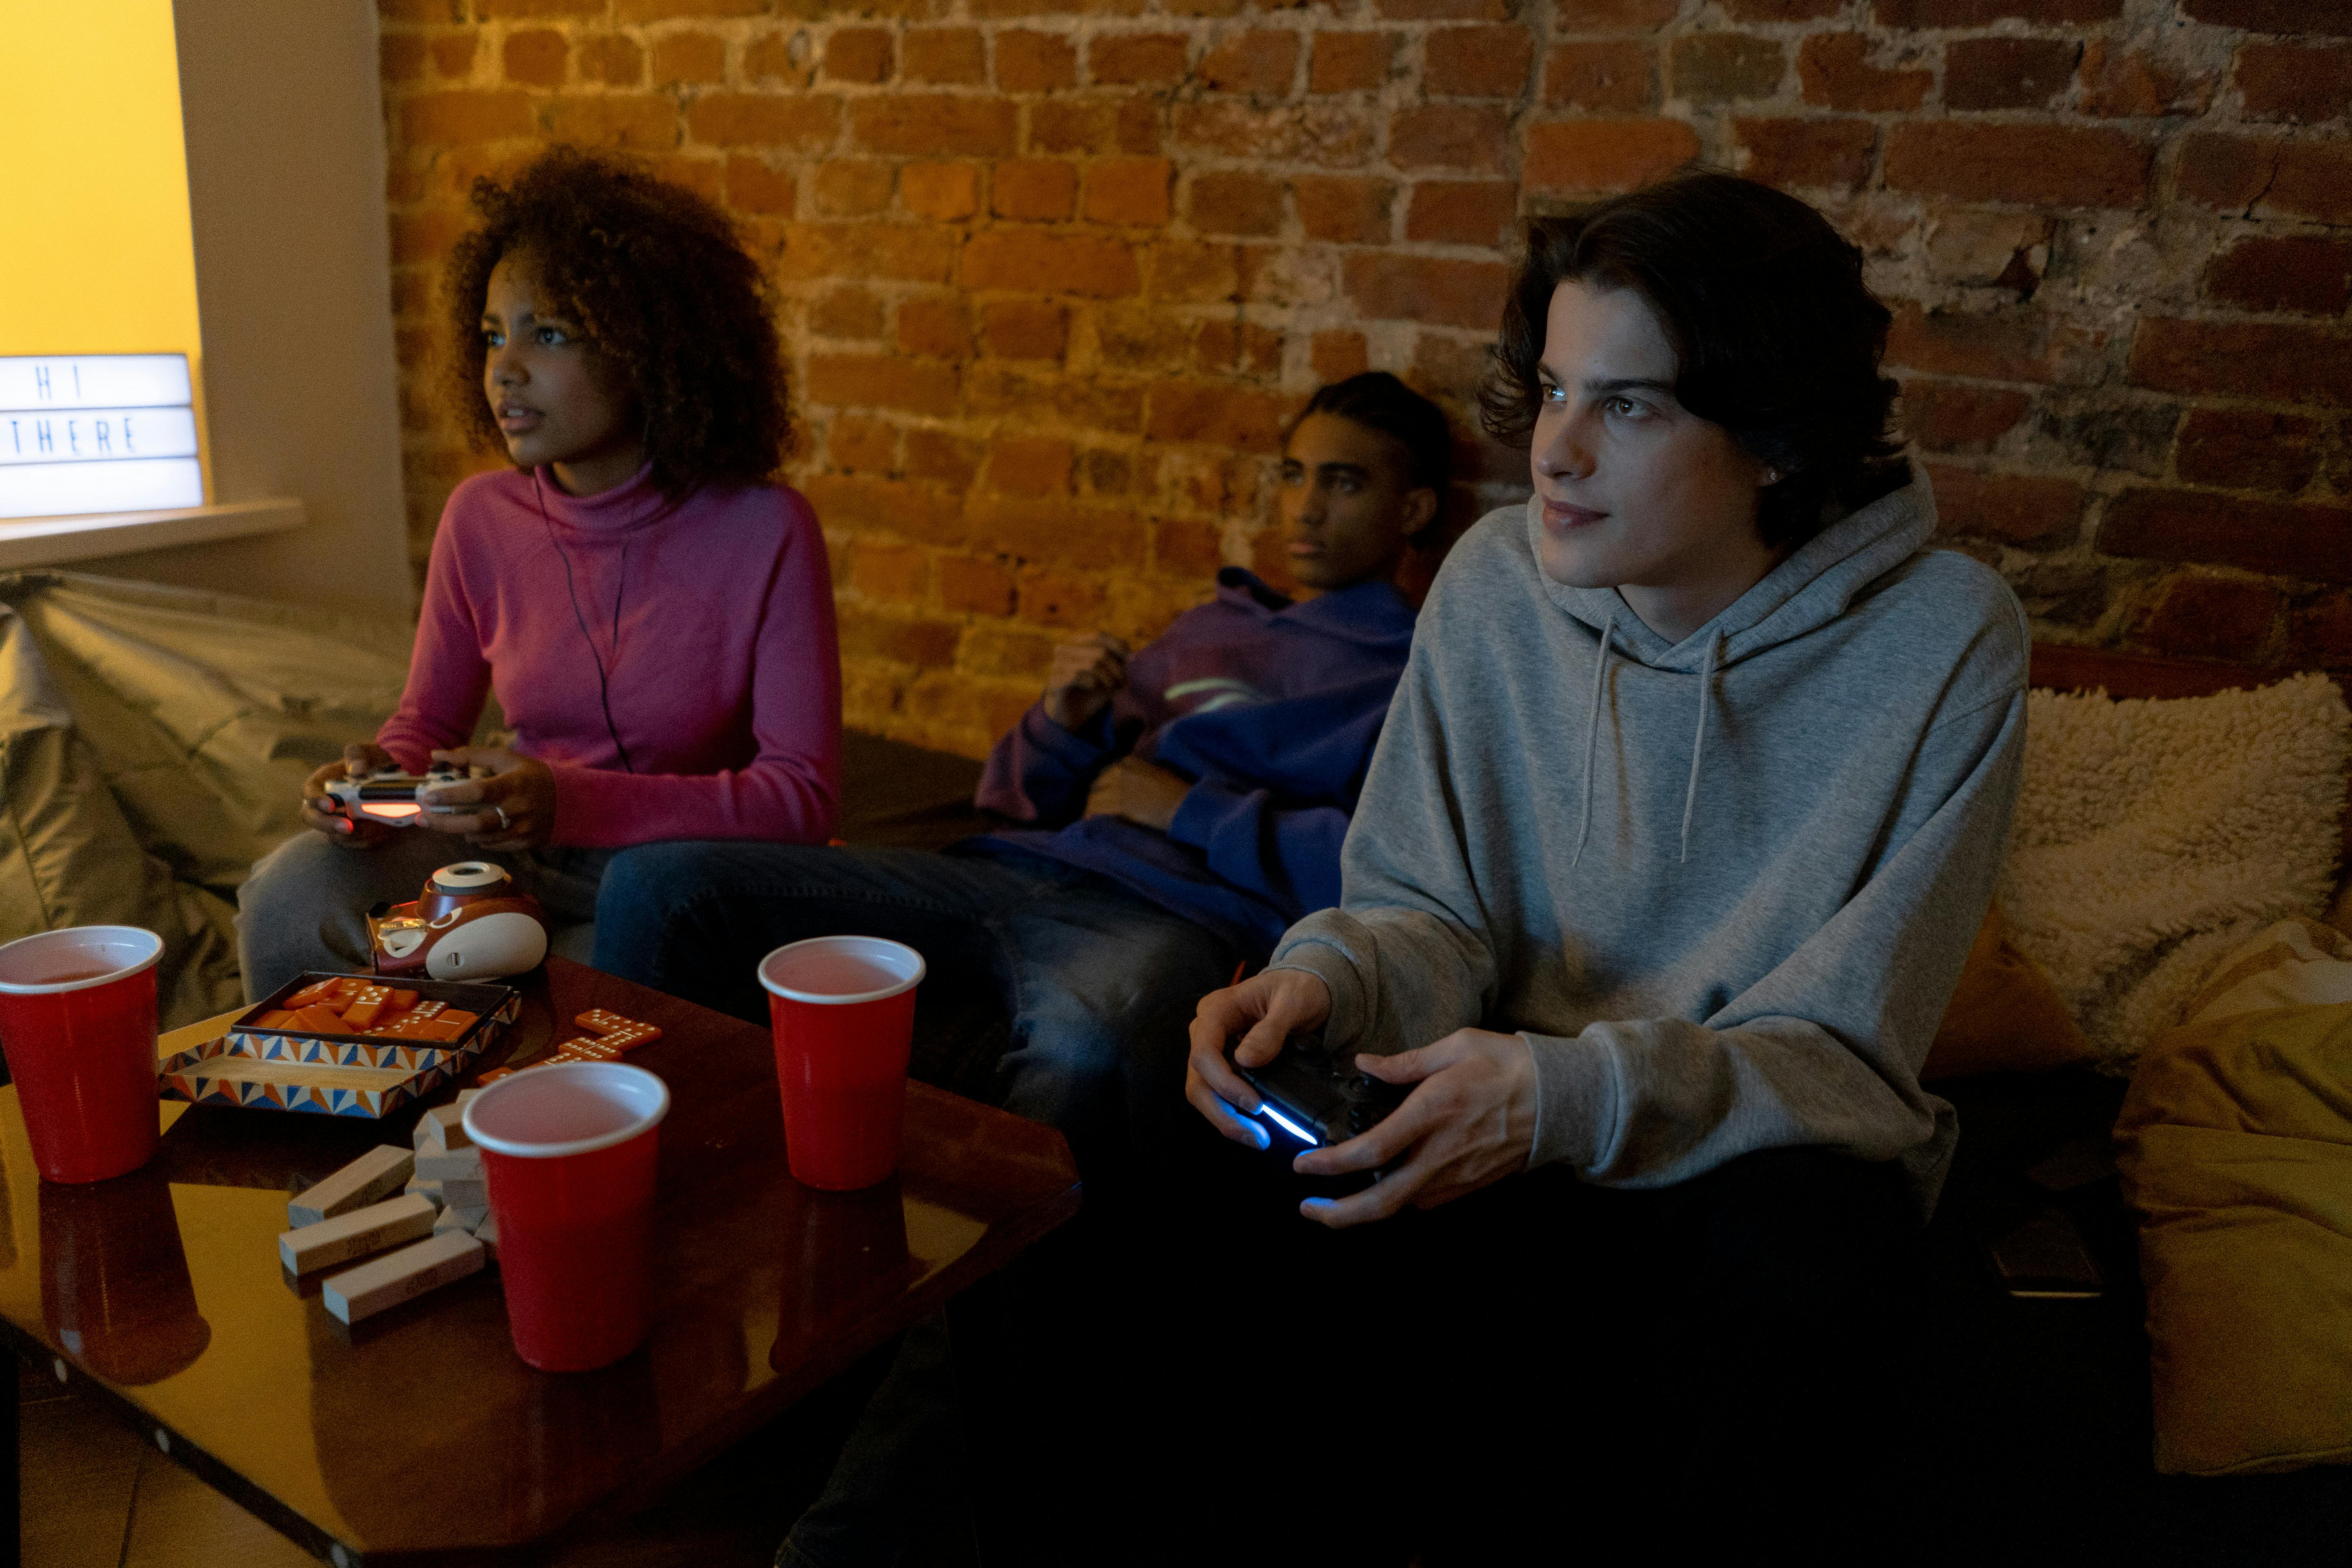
[1529,459,1938,674]
[1211,565,1417,652]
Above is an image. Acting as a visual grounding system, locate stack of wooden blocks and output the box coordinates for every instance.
[275,1088,494,1327]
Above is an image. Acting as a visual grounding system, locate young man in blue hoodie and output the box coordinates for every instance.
[592,372,1446,1182]
[1185,177,2027,1560]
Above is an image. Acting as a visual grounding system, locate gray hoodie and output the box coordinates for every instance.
[1268,465,2026,1209]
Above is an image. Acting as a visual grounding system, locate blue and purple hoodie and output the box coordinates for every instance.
[970,566,1417,959]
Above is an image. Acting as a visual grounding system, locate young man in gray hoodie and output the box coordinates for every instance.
[1182,174,2027,1559]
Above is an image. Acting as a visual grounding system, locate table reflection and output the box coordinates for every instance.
[39,1166,211,1384]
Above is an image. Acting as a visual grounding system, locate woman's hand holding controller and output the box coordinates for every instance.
[300,742,399,847]
[418,745,556,851]
[1186,968,1333,1150]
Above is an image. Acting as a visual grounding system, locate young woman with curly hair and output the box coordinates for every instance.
[237,147,839,995]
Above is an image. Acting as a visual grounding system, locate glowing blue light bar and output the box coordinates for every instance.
[1258,1103,1318,1146]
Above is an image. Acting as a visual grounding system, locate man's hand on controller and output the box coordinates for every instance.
[300,742,399,847]
[1186,968,1333,1149]
[1042,632,1130,731]
[1289,1028,1535,1229]
[419,745,556,851]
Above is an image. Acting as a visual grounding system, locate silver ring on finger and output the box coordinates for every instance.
[492,803,510,833]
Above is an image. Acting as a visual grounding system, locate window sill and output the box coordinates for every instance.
[0,498,305,571]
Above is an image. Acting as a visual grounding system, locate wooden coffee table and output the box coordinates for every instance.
[0,957,1079,1564]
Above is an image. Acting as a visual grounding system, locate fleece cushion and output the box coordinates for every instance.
[2000,673,2351,1072]
[1922,902,2090,1080]
[2116,919,2352,1475]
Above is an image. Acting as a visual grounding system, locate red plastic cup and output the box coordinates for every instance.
[0,927,165,1184]
[758,936,925,1191]
[463,1063,670,1372]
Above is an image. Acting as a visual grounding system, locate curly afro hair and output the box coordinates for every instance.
[443,146,789,496]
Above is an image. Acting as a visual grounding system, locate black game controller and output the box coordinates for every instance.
[1230,1032,1410,1152]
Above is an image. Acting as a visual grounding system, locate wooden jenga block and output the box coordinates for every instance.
[288,1145,414,1229]
[456,1087,483,1109]
[474,1208,498,1263]
[413,1103,469,1153]
[404,1177,444,1209]
[415,1145,482,1181]
[434,1203,488,1236]
[437,1175,488,1209]
[321,1230,485,1325]
[278,1193,436,1275]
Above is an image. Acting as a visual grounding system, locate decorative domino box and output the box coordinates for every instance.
[159,971,522,1120]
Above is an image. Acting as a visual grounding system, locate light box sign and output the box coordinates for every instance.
[0,354,204,519]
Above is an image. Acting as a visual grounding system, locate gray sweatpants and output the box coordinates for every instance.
[234,828,611,1002]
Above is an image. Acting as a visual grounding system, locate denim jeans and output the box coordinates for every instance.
[235,828,612,1003]
[590,839,1237,1182]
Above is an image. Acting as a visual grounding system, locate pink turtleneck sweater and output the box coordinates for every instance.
[377,464,840,849]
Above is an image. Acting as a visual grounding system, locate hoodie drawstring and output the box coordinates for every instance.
[1572,611,1613,869]
[1678,629,1721,864]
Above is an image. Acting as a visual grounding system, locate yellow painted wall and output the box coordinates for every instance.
[0,0,207,493]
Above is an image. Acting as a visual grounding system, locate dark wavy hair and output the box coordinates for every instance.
[443,146,788,496]
[1289,371,1454,547]
[1480,171,1902,550]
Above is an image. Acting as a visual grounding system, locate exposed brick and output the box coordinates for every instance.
[1015,570,1109,628]
[388,207,467,266]
[824,28,893,85]
[850,96,1019,158]
[1734,117,1877,192]
[828,411,895,469]
[1522,118,1703,195]
[540,93,680,150]
[2077,40,2210,119]
[963,230,1141,297]
[2099,488,2352,584]
[1342,253,1512,329]
[813,159,894,217]
[2291,591,2352,667]
[807,353,962,418]
[404,90,533,144]
[979,300,1070,360]
[382,35,428,82]
[1555,0,1679,22]
[1798,34,1929,113]
[1544,41,1653,111]
[1670,33,1784,103]
[1404,180,1516,246]
[1146,382,1294,451]
[1928,465,2084,548]
[686,94,839,153]
[1379,0,1511,17]
[1312,329,1371,382]
[578,35,645,87]
[1389,104,1512,173]
[652,154,724,203]
[1201,30,1301,94]
[718,156,794,219]
[1874,0,2122,20]
[1143,240,1242,304]
[1312,32,1391,93]
[1885,123,2149,210]
[1085,157,1175,225]
[773,222,960,285]
[2128,319,2352,407]
[989,436,1076,495]
[651,32,726,86]
[1155,516,1227,579]
[1945,38,2080,111]
[801,474,967,547]
[2203,237,2352,316]
[993,158,1080,221]
[896,296,969,359]
[811,286,886,340]
[998,30,1079,91]
[613,0,767,16]
[1721,0,1841,16]
[849,540,929,603]
[2175,409,2325,494]
[1172,102,1373,167]
[1031,97,1162,156]
[904,27,986,84]
[1090,33,1189,85]
[502,29,566,86]
[839,608,962,668]
[1295,176,1395,244]
[1425,25,1535,97]
[2181,0,2352,35]
[2140,575,2282,663]
[741,30,804,86]
[967,495,1147,571]
[1888,304,2068,384]
[1901,381,2032,453]
[907,430,981,489]
[1188,170,1286,236]
[2234,42,2352,124]
[901,162,982,222]
[939,555,1019,617]
[1097,303,1193,367]
[430,32,479,77]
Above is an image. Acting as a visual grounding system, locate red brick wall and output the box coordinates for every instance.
[378,0,2352,755]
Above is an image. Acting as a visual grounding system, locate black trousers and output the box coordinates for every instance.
[1143,1139,1931,1566]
